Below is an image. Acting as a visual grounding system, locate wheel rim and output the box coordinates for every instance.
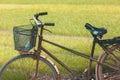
[96,44,120,80]
[0,54,59,80]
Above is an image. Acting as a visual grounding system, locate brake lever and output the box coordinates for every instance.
[43,28,52,33]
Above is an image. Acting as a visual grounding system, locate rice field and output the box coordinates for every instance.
[0,0,120,79]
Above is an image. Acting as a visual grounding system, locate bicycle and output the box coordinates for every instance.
[0,12,120,80]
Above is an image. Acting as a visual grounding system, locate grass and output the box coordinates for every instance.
[0,4,120,37]
[0,0,120,5]
[0,0,120,79]
[0,32,17,64]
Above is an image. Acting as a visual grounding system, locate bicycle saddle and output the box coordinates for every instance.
[85,23,107,37]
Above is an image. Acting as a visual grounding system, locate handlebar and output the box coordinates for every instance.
[34,12,48,20]
[36,12,48,16]
[33,12,55,27]
[44,23,55,26]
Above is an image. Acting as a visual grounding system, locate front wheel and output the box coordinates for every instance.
[96,44,120,80]
[0,54,60,80]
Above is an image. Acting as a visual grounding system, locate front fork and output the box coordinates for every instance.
[32,27,43,80]
[31,50,41,80]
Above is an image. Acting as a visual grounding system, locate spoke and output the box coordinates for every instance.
[106,51,120,64]
[109,53,120,64]
[106,74,120,80]
[104,62,120,71]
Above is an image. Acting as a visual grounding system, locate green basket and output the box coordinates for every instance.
[13,24,38,51]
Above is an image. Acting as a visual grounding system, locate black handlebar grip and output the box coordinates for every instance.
[44,23,55,26]
[38,12,48,16]
[34,12,48,19]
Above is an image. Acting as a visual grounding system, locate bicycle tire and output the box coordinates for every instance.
[0,54,60,80]
[96,44,120,80]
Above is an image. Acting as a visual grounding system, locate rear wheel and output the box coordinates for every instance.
[96,44,120,80]
[0,54,60,80]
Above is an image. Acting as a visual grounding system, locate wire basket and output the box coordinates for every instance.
[13,24,38,51]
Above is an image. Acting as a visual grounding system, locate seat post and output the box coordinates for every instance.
[91,36,98,57]
[87,36,98,79]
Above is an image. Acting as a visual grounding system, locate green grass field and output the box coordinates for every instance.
[0,0,120,79]
[0,4,120,37]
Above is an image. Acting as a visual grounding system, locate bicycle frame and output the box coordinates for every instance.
[32,25,117,79]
